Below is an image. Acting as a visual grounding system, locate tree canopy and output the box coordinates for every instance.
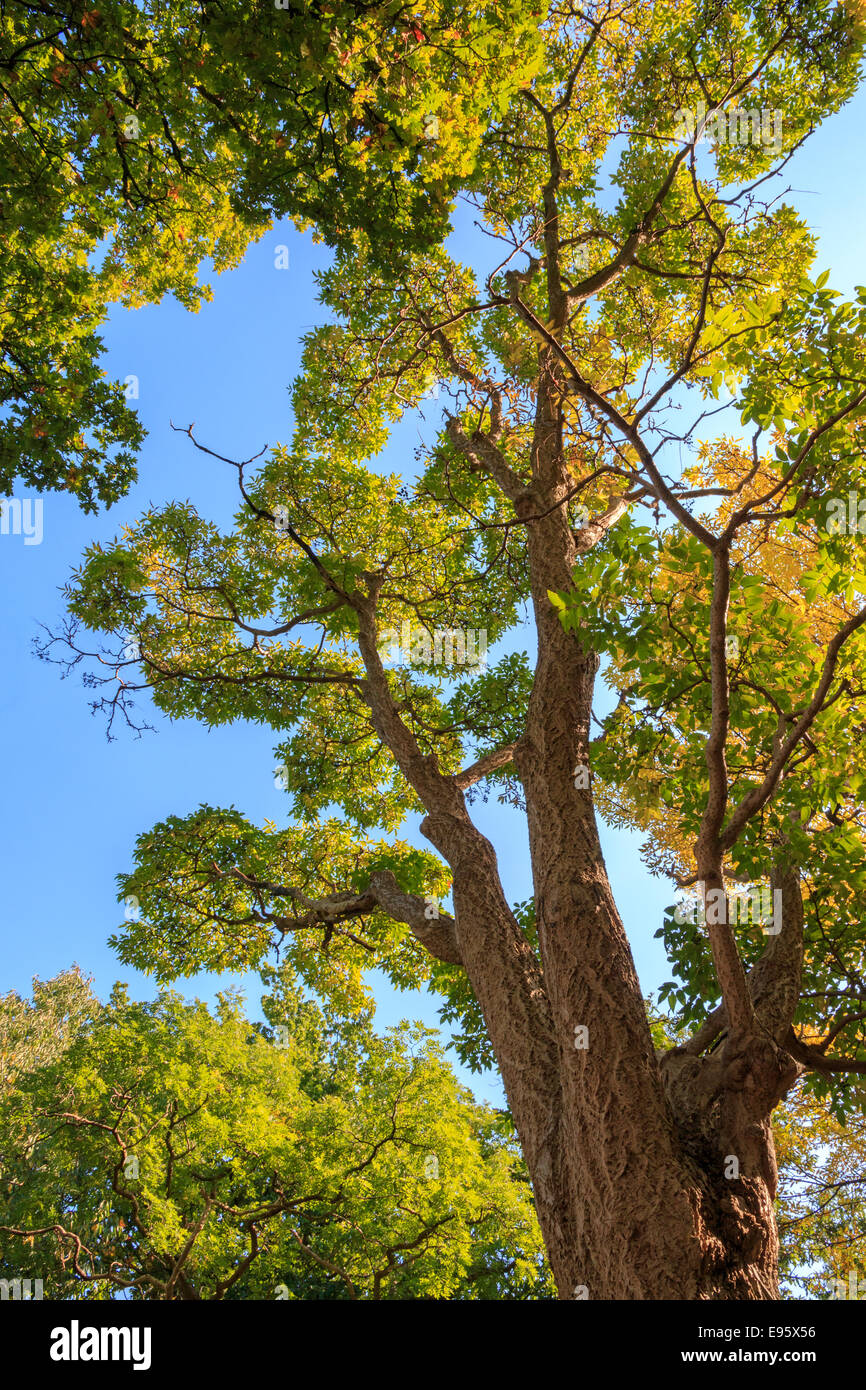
[1,0,541,503]
[18,0,866,1298]
[0,967,552,1299]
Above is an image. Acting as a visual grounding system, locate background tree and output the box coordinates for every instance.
[5,975,857,1298]
[40,0,866,1298]
[0,965,97,1082]
[775,1080,866,1298]
[0,966,552,1299]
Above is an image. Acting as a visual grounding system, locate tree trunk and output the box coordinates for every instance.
[416,359,801,1296]
[427,790,797,1299]
[355,316,803,1295]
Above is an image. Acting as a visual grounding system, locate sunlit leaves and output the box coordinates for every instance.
[112,805,451,1009]
[1,0,545,499]
[0,969,553,1299]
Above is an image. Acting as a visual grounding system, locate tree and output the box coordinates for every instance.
[0,965,97,1082]
[0,967,552,1299]
[0,0,540,504]
[41,0,866,1297]
[775,1079,866,1299]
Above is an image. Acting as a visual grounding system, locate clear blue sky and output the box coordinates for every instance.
[2,88,864,1103]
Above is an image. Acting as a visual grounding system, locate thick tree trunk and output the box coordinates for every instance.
[420,805,578,1288]
[425,813,793,1296]
[420,374,799,1297]
[414,679,793,1296]
[356,336,802,1296]
[430,799,795,1299]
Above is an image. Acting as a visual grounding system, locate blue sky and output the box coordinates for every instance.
[2,87,864,1103]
